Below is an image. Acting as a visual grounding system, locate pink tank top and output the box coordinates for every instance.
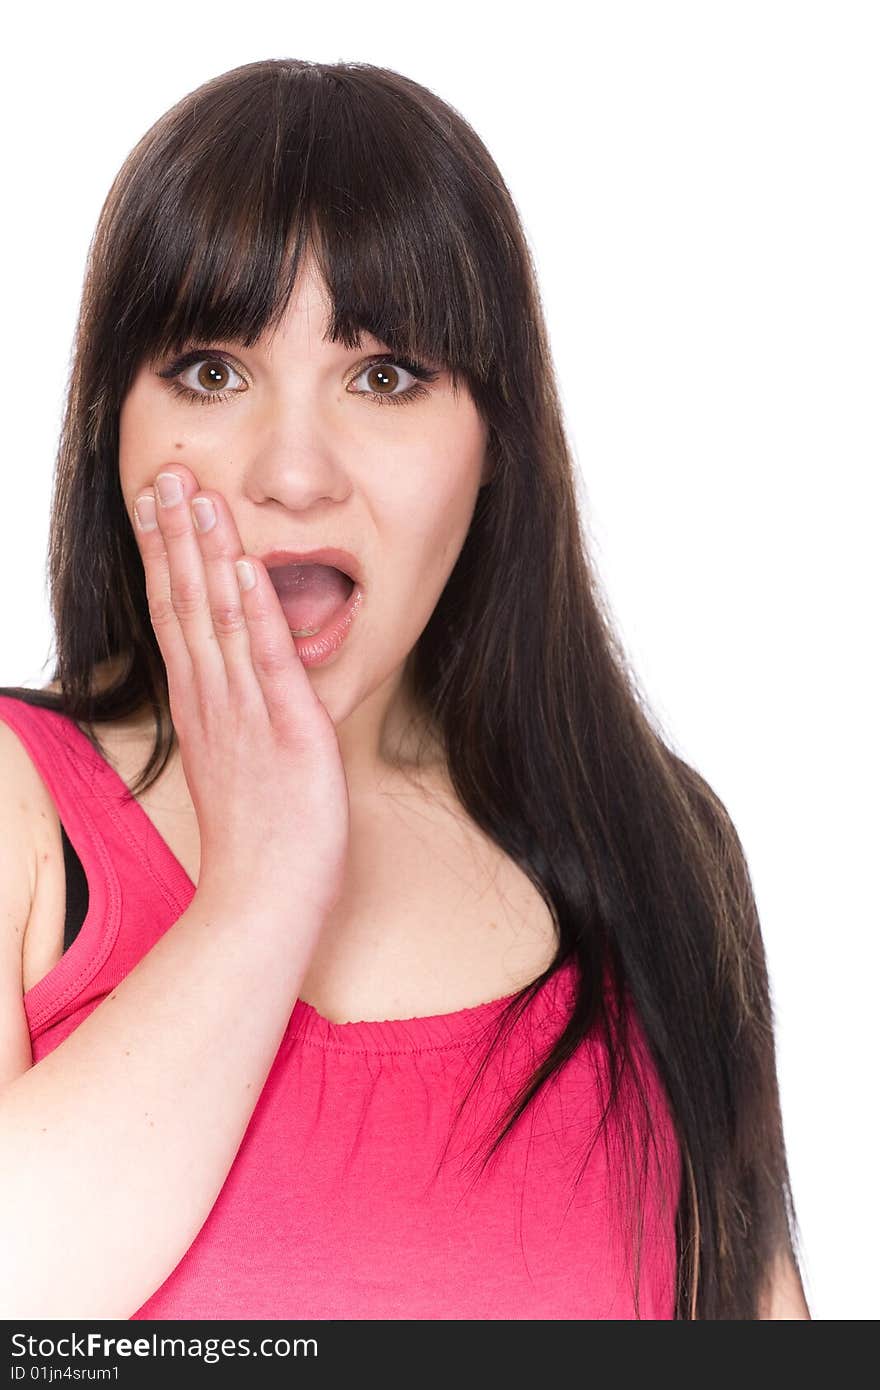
[0,693,682,1319]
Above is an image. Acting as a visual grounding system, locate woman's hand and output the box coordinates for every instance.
[130,465,350,917]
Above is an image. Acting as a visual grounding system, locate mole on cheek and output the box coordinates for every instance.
[174,442,184,450]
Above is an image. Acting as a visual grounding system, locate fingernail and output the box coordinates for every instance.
[156,472,183,507]
[134,494,158,531]
[235,560,256,591]
[191,497,217,532]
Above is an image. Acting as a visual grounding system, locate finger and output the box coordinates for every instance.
[131,484,196,698]
[229,554,319,727]
[187,487,268,701]
[150,469,229,706]
[189,488,327,732]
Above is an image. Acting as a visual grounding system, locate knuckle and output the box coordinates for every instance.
[251,641,291,679]
[211,599,247,635]
[148,595,177,628]
[170,578,205,615]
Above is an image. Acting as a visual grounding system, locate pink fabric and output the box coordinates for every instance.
[0,694,682,1319]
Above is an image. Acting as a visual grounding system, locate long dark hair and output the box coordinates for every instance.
[5,58,805,1318]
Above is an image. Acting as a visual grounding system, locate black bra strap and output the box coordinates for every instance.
[59,821,90,949]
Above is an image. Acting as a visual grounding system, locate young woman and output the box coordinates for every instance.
[0,58,809,1320]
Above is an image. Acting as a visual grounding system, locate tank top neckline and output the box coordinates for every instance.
[8,693,579,1056]
[288,956,579,1055]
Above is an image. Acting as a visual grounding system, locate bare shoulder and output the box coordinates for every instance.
[11,675,160,1002]
[0,716,47,916]
[0,687,71,947]
[0,717,48,1082]
[0,681,72,890]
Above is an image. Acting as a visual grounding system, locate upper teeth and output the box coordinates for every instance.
[292,626,320,637]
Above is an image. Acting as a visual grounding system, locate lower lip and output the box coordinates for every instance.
[290,583,364,669]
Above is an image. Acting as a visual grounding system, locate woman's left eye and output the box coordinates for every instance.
[155,350,440,408]
[349,358,440,407]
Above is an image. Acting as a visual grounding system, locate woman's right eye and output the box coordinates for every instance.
[156,351,246,406]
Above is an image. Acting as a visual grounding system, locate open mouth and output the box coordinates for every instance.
[267,562,357,638]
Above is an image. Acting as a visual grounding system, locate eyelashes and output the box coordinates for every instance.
[154,348,441,409]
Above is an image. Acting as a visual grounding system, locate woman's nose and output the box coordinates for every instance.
[241,423,352,511]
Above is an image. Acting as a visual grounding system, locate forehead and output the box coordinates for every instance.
[209,255,393,359]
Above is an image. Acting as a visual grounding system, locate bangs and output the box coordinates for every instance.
[114,62,500,396]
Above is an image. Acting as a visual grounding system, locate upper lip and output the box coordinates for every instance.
[256,547,363,585]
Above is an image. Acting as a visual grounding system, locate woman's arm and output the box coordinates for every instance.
[0,879,324,1320]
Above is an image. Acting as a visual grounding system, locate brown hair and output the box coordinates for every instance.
[3,58,805,1317]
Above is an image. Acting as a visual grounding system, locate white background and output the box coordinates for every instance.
[1,0,876,1320]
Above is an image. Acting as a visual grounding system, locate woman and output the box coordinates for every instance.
[0,58,808,1319]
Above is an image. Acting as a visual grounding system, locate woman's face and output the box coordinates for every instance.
[118,255,490,736]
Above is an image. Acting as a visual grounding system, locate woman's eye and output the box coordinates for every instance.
[156,349,438,408]
[177,357,245,401]
[349,359,437,407]
[185,359,243,392]
[155,352,246,406]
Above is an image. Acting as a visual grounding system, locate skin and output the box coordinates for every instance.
[117,249,491,799]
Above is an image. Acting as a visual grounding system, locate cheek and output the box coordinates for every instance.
[118,386,161,495]
[118,385,193,500]
[118,413,145,509]
[377,449,483,588]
